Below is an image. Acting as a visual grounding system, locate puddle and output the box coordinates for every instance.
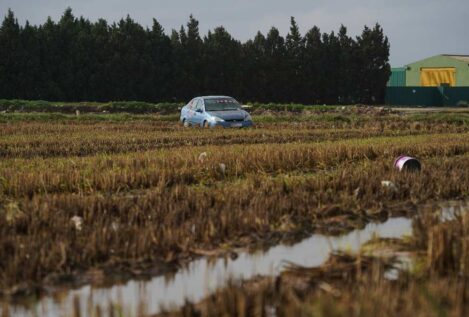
[5,217,412,316]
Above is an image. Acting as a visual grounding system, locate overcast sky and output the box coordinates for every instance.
[1,0,468,66]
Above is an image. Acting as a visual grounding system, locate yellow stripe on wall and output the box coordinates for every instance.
[420,67,456,87]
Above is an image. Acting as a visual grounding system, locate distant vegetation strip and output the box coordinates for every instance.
[0,99,337,115]
[0,99,184,114]
[2,101,469,126]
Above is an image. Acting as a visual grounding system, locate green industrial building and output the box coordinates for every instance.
[386,54,469,106]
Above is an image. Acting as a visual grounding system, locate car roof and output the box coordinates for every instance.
[200,96,234,100]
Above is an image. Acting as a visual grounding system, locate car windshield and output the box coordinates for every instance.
[204,98,241,111]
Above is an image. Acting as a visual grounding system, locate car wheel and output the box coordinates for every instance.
[183,119,189,128]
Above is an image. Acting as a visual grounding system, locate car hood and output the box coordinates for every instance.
[206,110,248,121]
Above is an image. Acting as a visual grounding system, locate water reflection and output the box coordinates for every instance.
[7,217,412,316]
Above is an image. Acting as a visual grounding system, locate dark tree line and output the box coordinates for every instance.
[0,8,390,104]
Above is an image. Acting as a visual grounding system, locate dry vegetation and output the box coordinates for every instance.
[159,202,469,317]
[1,108,469,315]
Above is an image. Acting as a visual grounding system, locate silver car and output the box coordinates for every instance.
[180,96,253,128]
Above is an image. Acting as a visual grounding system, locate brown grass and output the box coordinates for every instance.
[1,112,469,302]
[158,203,469,317]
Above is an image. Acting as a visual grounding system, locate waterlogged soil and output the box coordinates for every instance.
[5,200,465,317]
[1,199,413,294]
[4,216,413,317]
[2,113,469,316]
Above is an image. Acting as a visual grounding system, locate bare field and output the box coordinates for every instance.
[1,107,469,316]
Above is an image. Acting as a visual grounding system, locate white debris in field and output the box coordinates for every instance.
[111,221,120,232]
[71,216,83,231]
[319,282,341,297]
[353,187,361,199]
[198,152,207,163]
[381,180,398,192]
[219,163,226,175]
[265,306,277,317]
[4,202,26,224]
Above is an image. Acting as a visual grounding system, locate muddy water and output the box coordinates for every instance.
[6,217,412,316]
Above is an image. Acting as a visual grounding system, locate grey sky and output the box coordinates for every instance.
[1,0,468,66]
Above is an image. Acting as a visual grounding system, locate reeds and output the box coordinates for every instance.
[1,112,469,302]
[158,203,469,317]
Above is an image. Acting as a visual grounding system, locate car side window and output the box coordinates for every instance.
[195,99,204,112]
[187,99,195,110]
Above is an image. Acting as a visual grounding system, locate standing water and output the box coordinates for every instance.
[5,217,412,316]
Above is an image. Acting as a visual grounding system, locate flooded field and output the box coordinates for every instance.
[1,106,469,316]
[9,217,411,316]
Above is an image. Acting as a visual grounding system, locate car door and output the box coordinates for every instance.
[186,98,198,125]
[192,99,205,126]
[182,98,195,124]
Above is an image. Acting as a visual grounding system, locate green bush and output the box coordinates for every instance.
[0,99,183,114]
[246,102,337,112]
[408,113,469,125]
[0,99,345,116]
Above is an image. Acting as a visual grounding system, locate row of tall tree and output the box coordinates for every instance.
[0,8,390,104]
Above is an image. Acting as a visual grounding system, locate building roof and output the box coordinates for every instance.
[442,55,469,63]
[403,54,469,68]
